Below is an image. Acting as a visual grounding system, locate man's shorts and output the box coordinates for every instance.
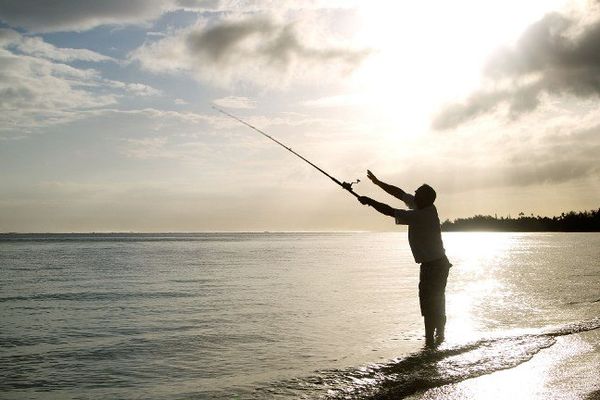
[419,256,451,318]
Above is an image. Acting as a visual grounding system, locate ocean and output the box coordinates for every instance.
[1,232,599,399]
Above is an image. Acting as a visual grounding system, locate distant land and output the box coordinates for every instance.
[442,208,600,232]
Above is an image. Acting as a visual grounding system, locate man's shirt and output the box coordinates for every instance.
[394,192,446,264]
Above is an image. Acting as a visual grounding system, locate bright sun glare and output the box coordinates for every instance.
[351,0,580,136]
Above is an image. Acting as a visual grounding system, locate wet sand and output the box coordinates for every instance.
[407,329,600,400]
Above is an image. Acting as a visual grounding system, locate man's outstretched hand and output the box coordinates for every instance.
[367,170,379,185]
[358,196,371,206]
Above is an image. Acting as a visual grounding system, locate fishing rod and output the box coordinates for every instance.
[212,105,361,199]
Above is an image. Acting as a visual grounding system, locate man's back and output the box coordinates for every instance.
[395,205,445,263]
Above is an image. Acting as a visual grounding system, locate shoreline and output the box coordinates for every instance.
[406,329,600,399]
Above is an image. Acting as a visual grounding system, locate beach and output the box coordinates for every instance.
[408,329,600,400]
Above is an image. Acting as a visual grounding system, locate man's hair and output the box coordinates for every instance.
[415,184,436,208]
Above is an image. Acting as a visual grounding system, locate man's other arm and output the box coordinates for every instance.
[358,196,396,217]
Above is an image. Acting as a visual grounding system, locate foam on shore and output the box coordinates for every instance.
[406,329,600,400]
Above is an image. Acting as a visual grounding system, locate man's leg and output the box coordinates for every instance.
[435,315,446,342]
[424,315,436,346]
[419,265,436,346]
[421,261,451,346]
[433,265,450,342]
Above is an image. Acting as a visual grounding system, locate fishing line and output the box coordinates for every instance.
[212,105,361,199]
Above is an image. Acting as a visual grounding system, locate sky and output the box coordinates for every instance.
[0,0,599,232]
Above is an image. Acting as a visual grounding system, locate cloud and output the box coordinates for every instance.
[185,16,366,66]
[0,27,20,44]
[301,93,365,108]
[361,102,600,204]
[0,31,161,134]
[0,29,156,127]
[175,0,222,11]
[0,0,171,33]
[131,15,370,88]
[121,137,170,159]
[0,28,115,62]
[433,5,600,130]
[0,48,116,129]
[88,108,216,125]
[0,1,354,33]
[105,80,162,96]
[18,35,115,63]
[503,122,600,186]
[213,96,256,109]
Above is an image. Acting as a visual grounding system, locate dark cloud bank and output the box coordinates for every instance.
[185,17,370,71]
[0,0,219,32]
[0,0,170,32]
[434,4,600,129]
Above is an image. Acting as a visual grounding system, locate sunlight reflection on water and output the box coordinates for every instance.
[443,232,519,342]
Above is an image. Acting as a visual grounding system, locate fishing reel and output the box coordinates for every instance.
[342,179,360,191]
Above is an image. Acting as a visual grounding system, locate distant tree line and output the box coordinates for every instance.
[441,208,600,232]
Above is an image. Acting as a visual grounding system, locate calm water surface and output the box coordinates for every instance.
[1,232,599,399]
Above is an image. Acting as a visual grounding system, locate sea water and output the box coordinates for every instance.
[1,232,599,399]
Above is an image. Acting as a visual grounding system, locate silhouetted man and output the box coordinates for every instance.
[358,170,451,346]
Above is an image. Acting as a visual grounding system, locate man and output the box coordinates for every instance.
[358,170,451,346]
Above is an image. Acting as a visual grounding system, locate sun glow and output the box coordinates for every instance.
[349,1,579,136]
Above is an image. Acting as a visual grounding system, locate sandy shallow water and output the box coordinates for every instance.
[407,329,600,400]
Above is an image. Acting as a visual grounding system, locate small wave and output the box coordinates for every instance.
[0,291,197,303]
[541,317,600,337]
[565,298,600,305]
[256,317,600,399]
[0,336,62,348]
[169,278,214,284]
[0,232,288,243]
[585,389,600,400]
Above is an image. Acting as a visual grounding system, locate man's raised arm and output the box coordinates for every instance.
[367,170,405,198]
[367,170,416,210]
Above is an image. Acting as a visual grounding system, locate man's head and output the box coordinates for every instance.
[415,184,436,209]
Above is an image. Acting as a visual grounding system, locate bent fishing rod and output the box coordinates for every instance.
[212,105,360,199]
